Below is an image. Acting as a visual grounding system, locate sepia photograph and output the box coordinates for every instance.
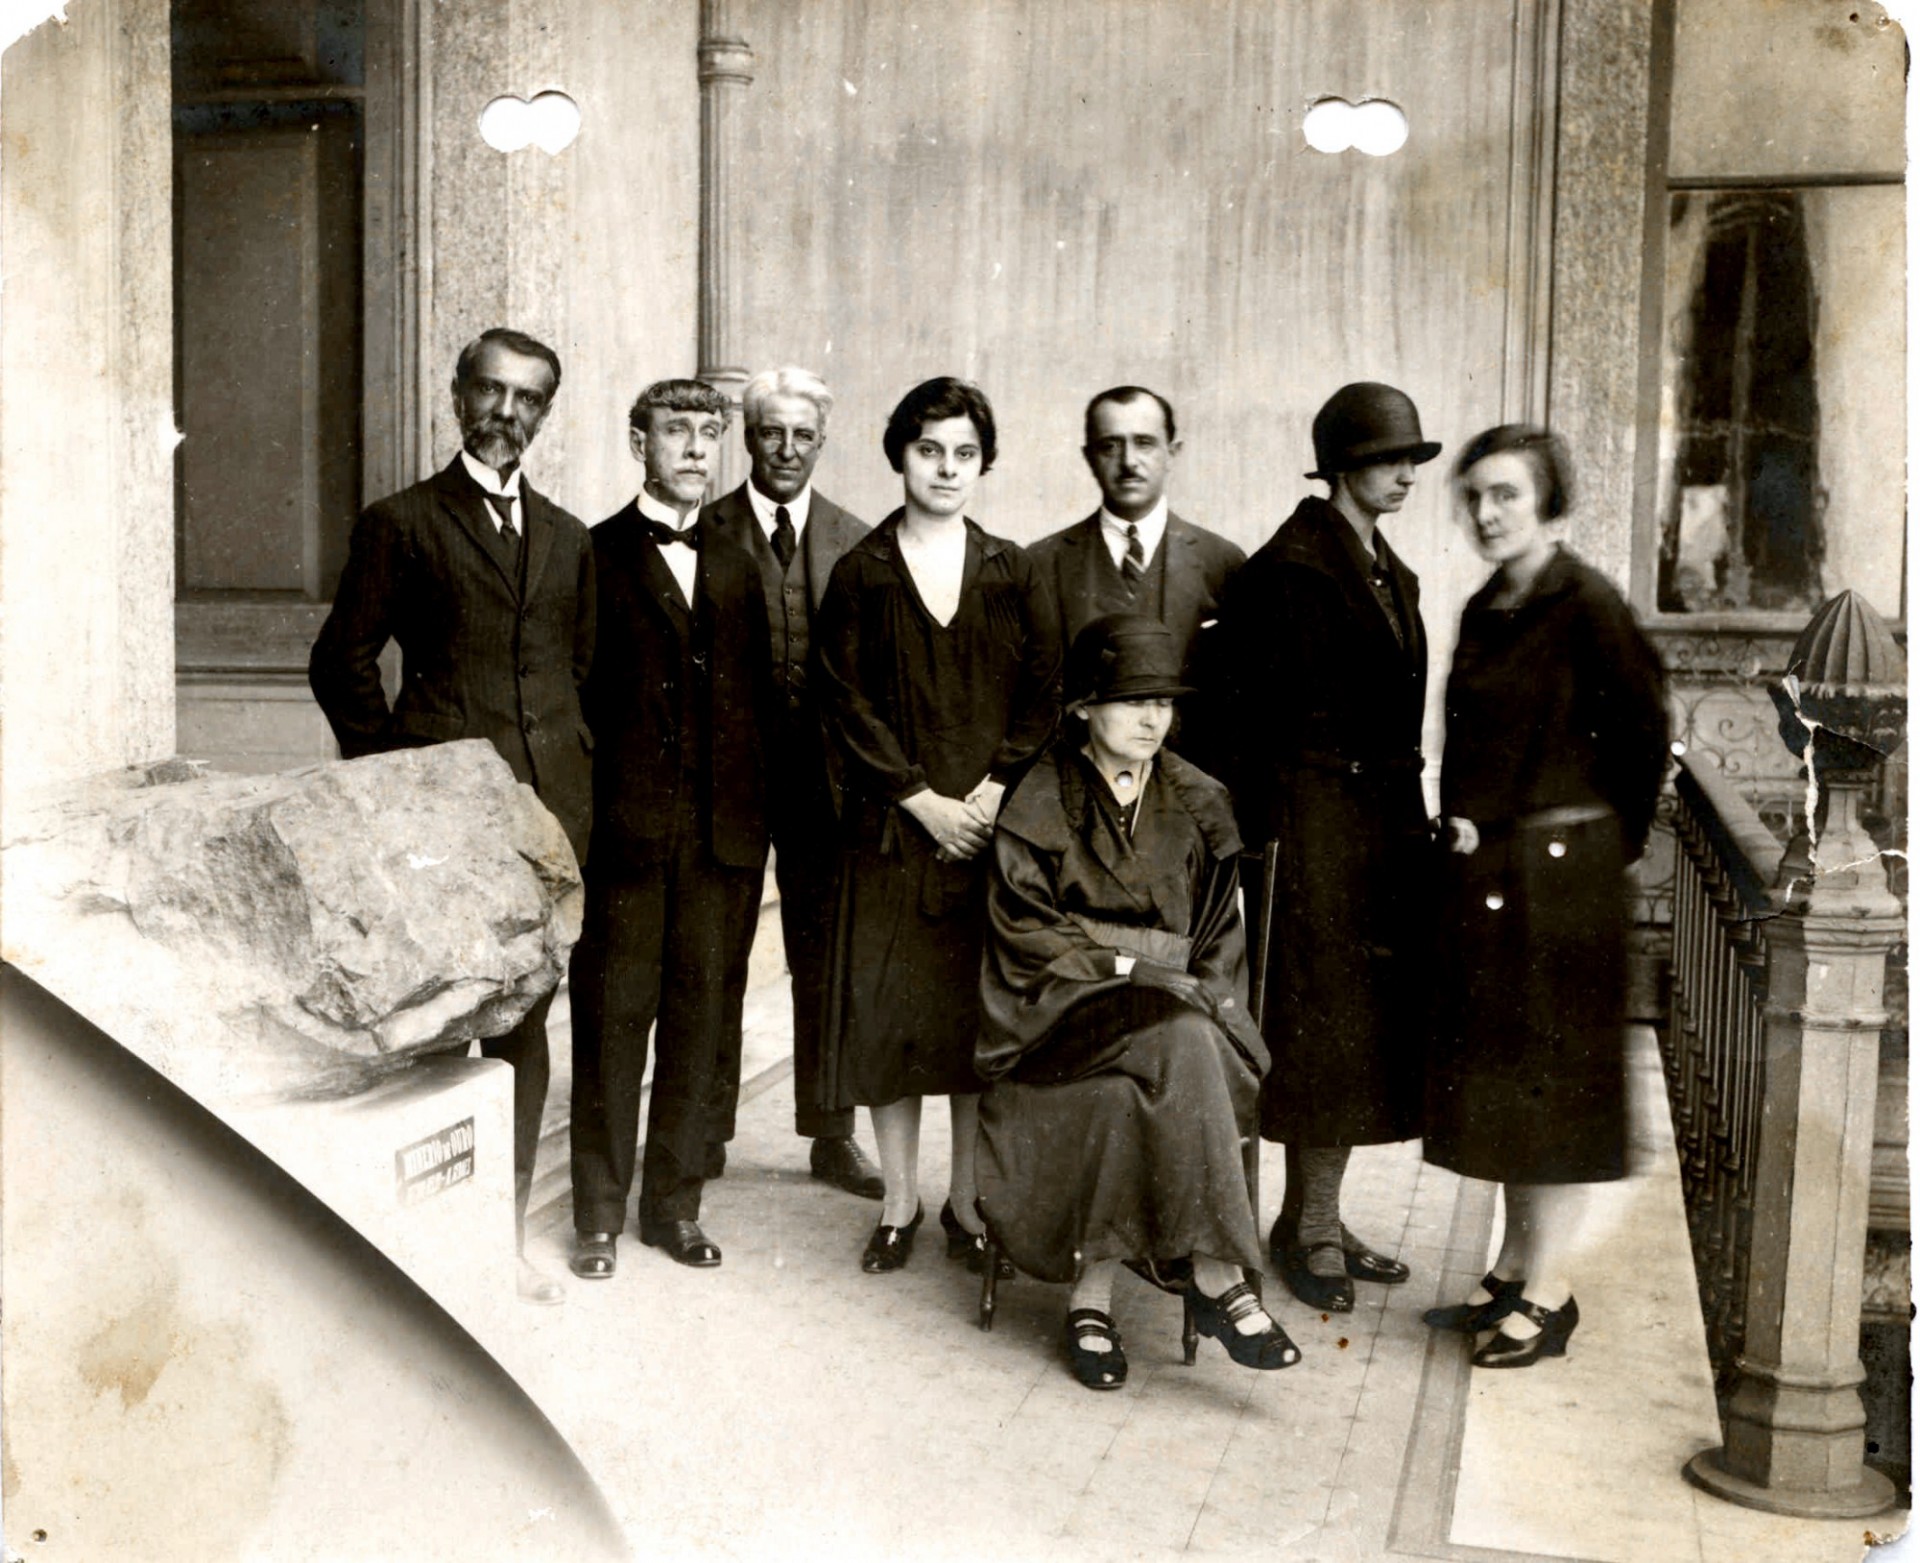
[0,0,1911,1559]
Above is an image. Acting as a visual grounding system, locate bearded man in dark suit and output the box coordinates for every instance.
[1027,387,1245,693]
[566,379,776,1278]
[309,326,593,1307]
[698,366,882,1200]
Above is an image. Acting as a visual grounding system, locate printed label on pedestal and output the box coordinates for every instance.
[395,1118,476,1206]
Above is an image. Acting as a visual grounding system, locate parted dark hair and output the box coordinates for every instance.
[628,377,730,433]
[1452,423,1573,520]
[454,328,563,394]
[882,377,997,474]
[1083,386,1177,448]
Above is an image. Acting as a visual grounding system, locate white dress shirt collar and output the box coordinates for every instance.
[460,450,523,532]
[746,479,813,541]
[637,487,700,604]
[1097,496,1169,571]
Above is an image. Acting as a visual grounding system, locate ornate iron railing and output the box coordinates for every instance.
[1664,753,1783,1401]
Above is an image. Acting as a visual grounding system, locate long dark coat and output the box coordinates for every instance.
[975,745,1268,1282]
[814,515,1062,1108]
[1196,495,1432,1146]
[1425,546,1667,1184]
[309,458,595,863]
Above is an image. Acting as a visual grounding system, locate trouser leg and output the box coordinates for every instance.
[638,834,762,1225]
[479,985,556,1251]
[774,811,853,1141]
[568,871,668,1236]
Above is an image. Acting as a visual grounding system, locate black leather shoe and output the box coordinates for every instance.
[1279,1240,1355,1313]
[1473,1295,1579,1368]
[570,1231,618,1280]
[640,1218,722,1267]
[939,1200,1015,1277]
[1063,1308,1128,1390]
[1424,1271,1525,1332]
[811,1135,885,1200]
[1339,1224,1410,1284]
[861,1203,924,1273]
[1271,1217,1408,1285]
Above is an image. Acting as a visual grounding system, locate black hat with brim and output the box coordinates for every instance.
[1064,614,1195,711]
[1306,381,1442,481]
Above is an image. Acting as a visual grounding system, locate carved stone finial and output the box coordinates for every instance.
[1768,590,1907,769]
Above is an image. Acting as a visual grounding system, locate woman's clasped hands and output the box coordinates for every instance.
[904,777,1006,862]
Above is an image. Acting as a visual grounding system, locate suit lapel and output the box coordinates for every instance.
[521,484,556,600]
[804,499,849,612]
[433,460,517,594]
[1160,514,1204,642]
[1311,507,1408,660]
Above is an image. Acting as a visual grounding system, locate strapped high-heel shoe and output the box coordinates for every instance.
[1423,1271,1525,1332]
[1472,1294,1579,1368]
[1186,1280,1302,1370]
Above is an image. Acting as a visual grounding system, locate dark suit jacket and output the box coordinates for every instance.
[1026,510,1245,676]
[699,482,870,617]
[309,457,595,862]
[700,483,869,823]
[583,502,775,874]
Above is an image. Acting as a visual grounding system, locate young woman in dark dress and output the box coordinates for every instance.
[1421,425,1667,1366]
[813,378,1061,1273]
[976,615,1301,1388]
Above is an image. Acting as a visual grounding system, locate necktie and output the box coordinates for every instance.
[772,505,797,569]
[482,491,517,538]
[644,519,701,550]
[1122,522,1145,587]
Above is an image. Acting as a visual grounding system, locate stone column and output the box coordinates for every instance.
[696,0,753,497]
[0,0,176,792]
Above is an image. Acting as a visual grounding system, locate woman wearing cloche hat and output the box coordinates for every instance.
[1194,382,1439,1316]
[975,614,1300,1390]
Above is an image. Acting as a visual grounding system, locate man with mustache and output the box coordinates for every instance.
[1199,381,1439,1315]
[310,326,593,1307]
[698,367,881,1201]
[1027,387,1245,701]
[566,379,774,1277]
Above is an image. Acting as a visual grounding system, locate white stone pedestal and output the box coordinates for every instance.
[229,1056,517,1350]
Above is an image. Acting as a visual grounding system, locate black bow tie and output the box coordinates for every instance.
[645,519,701,550]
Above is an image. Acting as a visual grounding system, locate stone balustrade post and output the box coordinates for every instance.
[1684,591,1904,1518]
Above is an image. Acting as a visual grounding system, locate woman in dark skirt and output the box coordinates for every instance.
[976,615,1300,1388]
[814,377,1061,1273]
[1422,425,1667,1367]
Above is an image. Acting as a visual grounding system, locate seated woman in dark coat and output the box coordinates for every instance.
[1421,426,1667,1368]
[975,615,1301,1389]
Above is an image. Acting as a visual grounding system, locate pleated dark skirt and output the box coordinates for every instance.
[820,827,989,1110]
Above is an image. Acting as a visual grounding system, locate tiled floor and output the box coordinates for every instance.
[468,957,1908,1563]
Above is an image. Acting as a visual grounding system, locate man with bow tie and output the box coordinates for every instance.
[310,326,593,1307]
[566,379,775,1277]
[698,367,882,1202]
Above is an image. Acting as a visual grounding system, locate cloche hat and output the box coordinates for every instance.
[1064,614,1193,711]
[1307,381,1442,481]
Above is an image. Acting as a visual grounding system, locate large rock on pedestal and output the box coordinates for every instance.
[2,741,582,1102]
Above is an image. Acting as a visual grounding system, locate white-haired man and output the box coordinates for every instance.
[700,367,881,1198]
